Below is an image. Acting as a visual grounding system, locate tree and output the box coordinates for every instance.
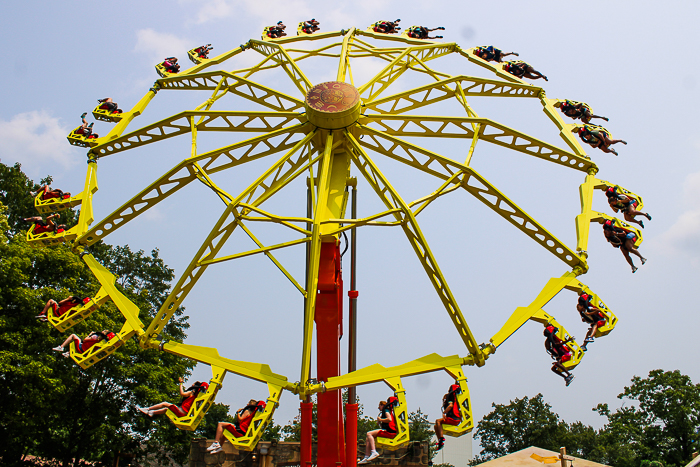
[471,394,563,462]
[595,369,700,467]
[0,162,230,466]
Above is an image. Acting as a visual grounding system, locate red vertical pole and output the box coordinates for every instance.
[315,241,344,467]
[345,402,358,467]
[301,401,313,466]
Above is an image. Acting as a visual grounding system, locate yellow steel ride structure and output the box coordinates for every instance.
[31,25,645,455]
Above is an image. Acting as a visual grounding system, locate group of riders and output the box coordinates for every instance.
[31,26,649,460]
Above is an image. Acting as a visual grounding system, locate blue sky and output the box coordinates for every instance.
[1,0,699,445]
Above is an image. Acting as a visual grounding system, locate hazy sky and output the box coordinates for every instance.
[2,0,699,447]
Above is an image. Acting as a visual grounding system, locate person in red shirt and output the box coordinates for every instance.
[51,329,113,358]
[32,185,71,200]
[138,378,208,418]
[544,324,575,386]
[37,295,88,321]
[23,213,65,235]
[206,399,264,454]
[434,383,462,450]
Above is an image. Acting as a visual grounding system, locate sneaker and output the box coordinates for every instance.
[358,457,370,465]
[138,407,150,416]
[581,344,588,352]
[646,213,652,221]
[52,346,63,352]
[62,352,70,358]
[585,337,594,343]
[565,375,575,386]
[80,112,87,119]
[209,445,223,454]
[641,257,647,265]
[206,442,221,452]
[621,140,628,145]
[436,438,445,450]
[639,220,644,228]
[632,266,638,273]
[367,451,380,462]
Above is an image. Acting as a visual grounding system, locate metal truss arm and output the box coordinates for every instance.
[141,131,315,346]
[247,40,313,95]
[346,132,484,364]
[361,115,596,173]
[364,75,541,115]
[90,111,303,158]
[357,127,587,271]
[76,126,306,248]
[158,71,305,112]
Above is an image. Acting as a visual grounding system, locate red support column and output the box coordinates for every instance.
[345,403,358,467]
[315,241,345,467]
[301,401,314,467]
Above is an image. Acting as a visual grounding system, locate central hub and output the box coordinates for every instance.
[305,81,361,129]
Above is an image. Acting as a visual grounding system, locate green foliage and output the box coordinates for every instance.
[595,369,700,467]
[472,371,700,467]
[0,162,231,466]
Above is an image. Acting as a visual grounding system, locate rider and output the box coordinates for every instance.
[162,57,180,73]
[301,19,320,34]
[358,398,398,464]
[97,97,122,114]
[32,185,70,200]
[52,329,113,357]
[434,383,462,451]
[503,60,548,81]
[543,324,575,386]
[558,100,608,124]
[23,213,64,235]
[406,25,444,40]
[75,113,98,139]
[138,377,209,417]
[606,187,651,228]
[267,22,287,38]
[576,292,606,351]
[194,44,213,58]
[206,399,265,454]
[603,220,647,273]
[372,19,401,34]
[473,45,518,63]
[574,124,626,155]
[37,295,88,321]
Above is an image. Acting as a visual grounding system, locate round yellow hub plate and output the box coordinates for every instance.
[305,81,361,129]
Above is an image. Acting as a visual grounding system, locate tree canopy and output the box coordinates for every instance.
[0,162,229,466]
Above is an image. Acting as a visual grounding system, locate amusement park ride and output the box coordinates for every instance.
[30,21,646,467]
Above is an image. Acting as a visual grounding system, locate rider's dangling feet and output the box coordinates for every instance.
[639,220,645,228]
[621,140,628,145]
[641,257,647,265]
[543,76,549,81]
[80,112,87,119]
[632,266,638,273]
[565,375,575,386]
[646,213,652,221]
[435,437,445,450]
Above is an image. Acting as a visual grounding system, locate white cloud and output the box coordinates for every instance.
[134,29,191,63]
[657,170,700,263]
[0,111,78,176]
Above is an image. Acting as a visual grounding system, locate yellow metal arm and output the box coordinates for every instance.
[161,342,293,390]
[364,75,542,115]
[141,132,315,347]
[357,127,587,271]
[346,131,484,364]
[361,115,595,173]
[76,126,307,248]
[158,71,305,112]
[89,111,303,158]
[247,40,313,95]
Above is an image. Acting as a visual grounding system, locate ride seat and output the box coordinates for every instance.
[167,366,226,431]
[26,223,77,248]
[187,48,208,65]
[222,383,282,451]
[376,377,410,450]
[92,104,123,123]
[34,191,81,215]
[67,127,99,148]
[441,368,474,437]
[48,290,110,333]
[68,320,139,369]
[155,62,178,78]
